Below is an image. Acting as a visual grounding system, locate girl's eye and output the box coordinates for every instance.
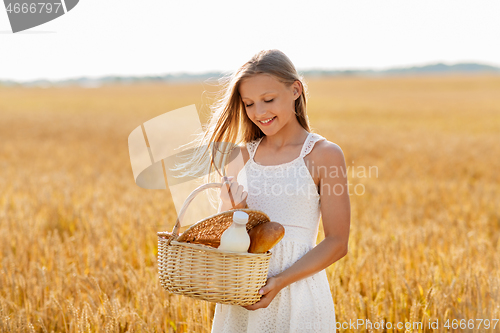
[244,99,272,107]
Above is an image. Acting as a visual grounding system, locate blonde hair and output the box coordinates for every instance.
[174,49,311,199]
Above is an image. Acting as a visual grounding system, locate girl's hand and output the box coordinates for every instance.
[220,176,248,209]
[242,276,283,311]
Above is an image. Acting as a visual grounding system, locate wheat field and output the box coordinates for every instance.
[0,74,499,332]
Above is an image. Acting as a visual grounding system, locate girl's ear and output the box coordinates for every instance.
[293,86,300,100]
[292,80,302,97]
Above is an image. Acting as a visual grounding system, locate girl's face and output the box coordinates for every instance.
[239,74,300,136]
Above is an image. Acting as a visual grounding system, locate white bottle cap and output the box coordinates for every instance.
[232,211,249,225]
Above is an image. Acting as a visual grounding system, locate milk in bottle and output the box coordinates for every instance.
[218,211,250,252]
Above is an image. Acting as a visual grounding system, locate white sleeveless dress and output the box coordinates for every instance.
[211,132,337,333]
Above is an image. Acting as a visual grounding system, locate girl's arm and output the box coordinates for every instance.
[243,141,350,310]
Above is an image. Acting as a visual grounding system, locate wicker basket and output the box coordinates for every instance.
[157,182,272,306]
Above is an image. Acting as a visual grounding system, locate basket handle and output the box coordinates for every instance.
[159,176,236,243]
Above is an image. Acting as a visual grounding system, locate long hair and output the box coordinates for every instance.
[173,49,311,205]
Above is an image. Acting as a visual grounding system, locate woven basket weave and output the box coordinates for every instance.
[157,182,272,306]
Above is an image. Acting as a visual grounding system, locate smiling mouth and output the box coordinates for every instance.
[259,116,276,125]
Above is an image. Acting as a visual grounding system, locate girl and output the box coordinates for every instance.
[191,49,351,332]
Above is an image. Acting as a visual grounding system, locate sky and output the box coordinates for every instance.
[1,0,500,82]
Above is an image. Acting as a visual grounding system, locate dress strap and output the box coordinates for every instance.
[246,136,265,159]
[300,132,326,157]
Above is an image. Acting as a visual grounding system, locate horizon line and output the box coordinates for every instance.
[1,60,500,85]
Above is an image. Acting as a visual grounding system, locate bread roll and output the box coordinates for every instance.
[248,222,285,253]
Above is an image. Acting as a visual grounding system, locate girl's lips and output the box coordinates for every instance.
[259,116,276,126]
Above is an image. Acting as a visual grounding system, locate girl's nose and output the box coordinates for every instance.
[255,103,267,117]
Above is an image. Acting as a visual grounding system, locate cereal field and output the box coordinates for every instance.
[0,74,499,332]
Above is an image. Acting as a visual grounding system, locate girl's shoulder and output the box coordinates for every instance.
[237,136,264,164]
[236,144,250,165]
[306,134,346,167]
[225,144,250,178]
[303,133,346,186]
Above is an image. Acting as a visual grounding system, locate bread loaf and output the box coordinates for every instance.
[248,222,285,253]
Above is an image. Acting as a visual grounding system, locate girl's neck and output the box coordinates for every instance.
[263,119,309,149]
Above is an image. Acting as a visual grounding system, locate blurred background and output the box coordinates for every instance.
[1,1,499,332]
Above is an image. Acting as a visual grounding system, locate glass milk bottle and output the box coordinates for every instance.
[218,211,250,252]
